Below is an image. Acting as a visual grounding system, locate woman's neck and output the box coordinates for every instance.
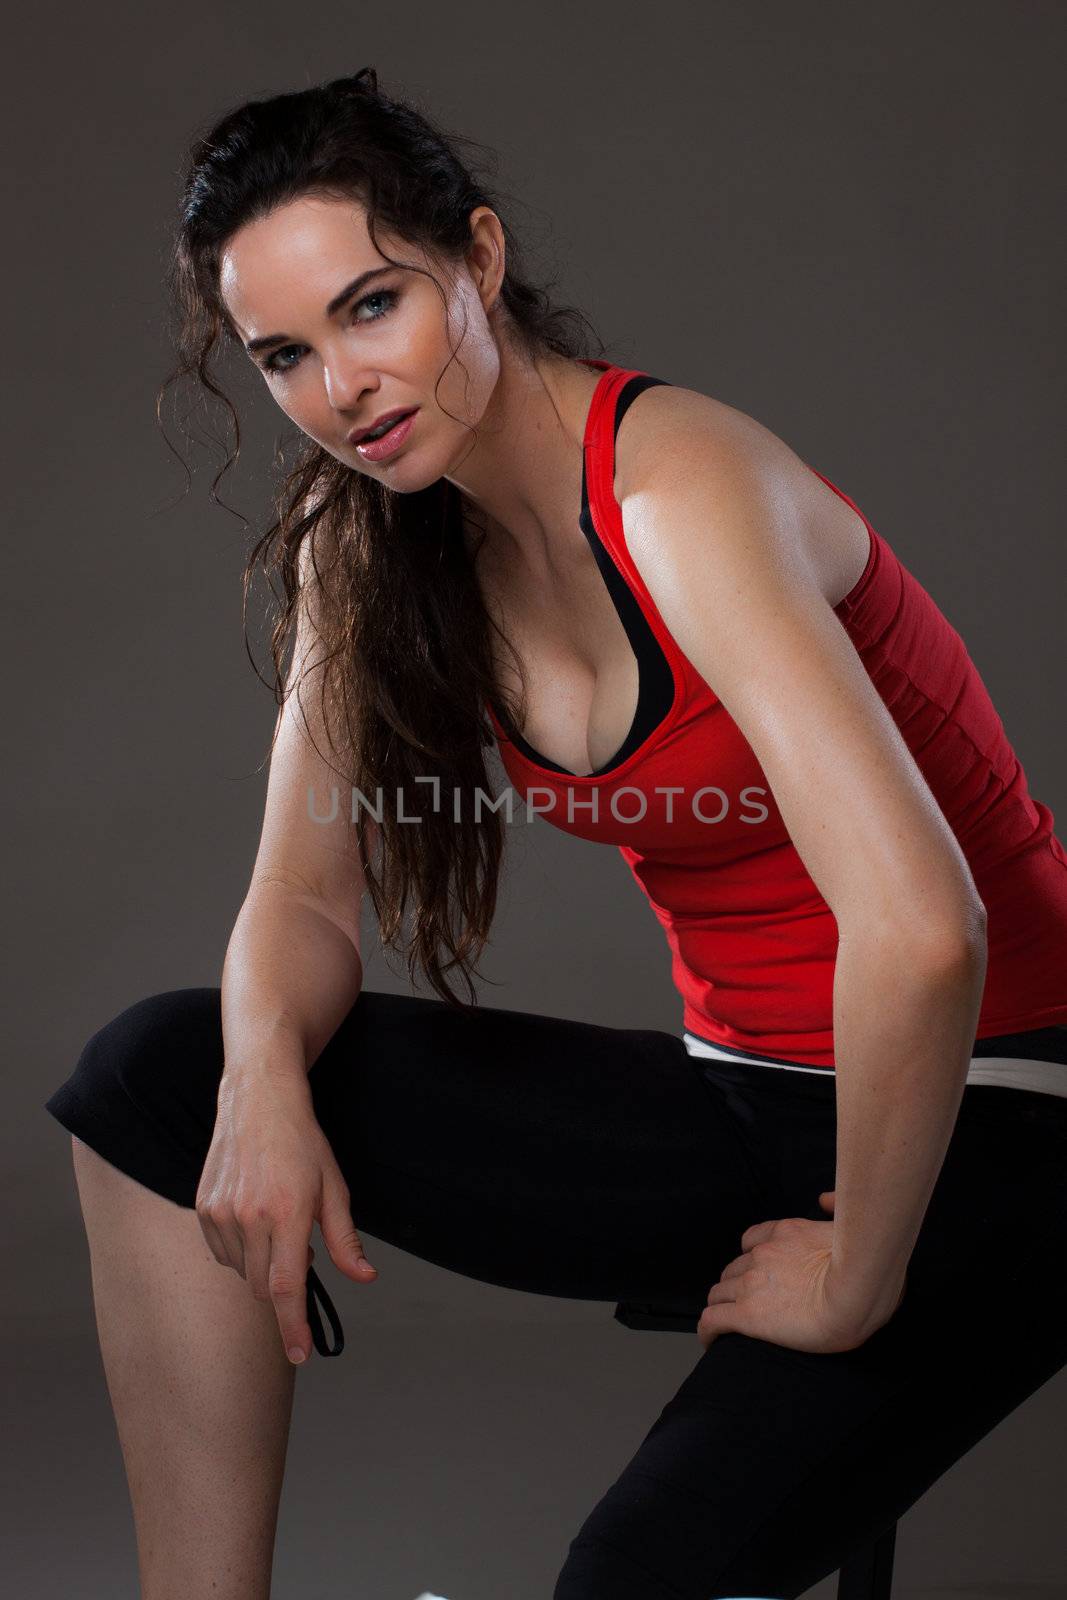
[447,352,603,576]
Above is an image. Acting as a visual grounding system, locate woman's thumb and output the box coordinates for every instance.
[320,1175,378,1282]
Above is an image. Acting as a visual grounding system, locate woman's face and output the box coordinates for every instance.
[219,193,504,489]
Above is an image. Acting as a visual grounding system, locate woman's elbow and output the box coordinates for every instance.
[841,896,987,970]
[914,899,988,971]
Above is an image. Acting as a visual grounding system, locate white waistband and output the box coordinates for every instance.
[682,1032,1067,1100]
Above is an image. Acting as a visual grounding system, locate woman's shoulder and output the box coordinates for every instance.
[613,378,871,614]
[613,376,810,505]
[613,378,766,494]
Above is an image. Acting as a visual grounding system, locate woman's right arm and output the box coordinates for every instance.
[219,676,373,1089]
[197,527,382,1364]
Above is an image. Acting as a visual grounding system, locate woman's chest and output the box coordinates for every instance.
[477,441,871,782]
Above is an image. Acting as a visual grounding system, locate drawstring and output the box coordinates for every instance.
[305,1264,345,1356]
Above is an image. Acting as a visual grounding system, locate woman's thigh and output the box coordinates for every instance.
[43,985,768,1305]
[553,1075,1067,1598]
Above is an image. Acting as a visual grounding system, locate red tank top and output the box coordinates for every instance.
[485,360,1067,1067]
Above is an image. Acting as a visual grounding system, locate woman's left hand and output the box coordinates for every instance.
[697,1190,907,1355]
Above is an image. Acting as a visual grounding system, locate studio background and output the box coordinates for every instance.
[7,2,1065,1596]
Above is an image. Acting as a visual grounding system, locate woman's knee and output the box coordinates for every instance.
[75,987,224,1101]
[49,988,227,1210]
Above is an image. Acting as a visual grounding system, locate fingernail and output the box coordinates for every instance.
[359,1259,376,1273]
[288,1346,306,1364]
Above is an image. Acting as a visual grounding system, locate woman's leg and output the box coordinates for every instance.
[70,1136,295,1600]
[551,1062,1067,1599]
[52,985,1067,1598]
[45,985,765,1596]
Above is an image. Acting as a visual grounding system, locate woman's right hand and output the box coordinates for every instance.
[195,1067,378,1364]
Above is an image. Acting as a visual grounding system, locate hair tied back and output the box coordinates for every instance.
[332,66,379,99]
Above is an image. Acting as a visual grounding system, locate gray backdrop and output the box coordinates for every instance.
[8,2,1065,1596]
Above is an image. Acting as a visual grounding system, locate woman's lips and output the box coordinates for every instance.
[353,409,418,462]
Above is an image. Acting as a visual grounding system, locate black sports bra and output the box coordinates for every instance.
[486,370,676,778]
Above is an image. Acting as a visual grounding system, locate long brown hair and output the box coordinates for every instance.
[158,66,607,1007]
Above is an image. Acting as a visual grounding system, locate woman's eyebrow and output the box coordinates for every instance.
[243,266,394,355]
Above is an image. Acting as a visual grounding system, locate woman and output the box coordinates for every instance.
[45,65,1067,1600]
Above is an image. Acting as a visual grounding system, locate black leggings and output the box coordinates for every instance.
[44,987,1067,1599]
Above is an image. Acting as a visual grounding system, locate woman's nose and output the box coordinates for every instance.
[323,359,378,415]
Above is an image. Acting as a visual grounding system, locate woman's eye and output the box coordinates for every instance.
[263,287,400,375]
[356,289,399,322]
[264,345,301,374]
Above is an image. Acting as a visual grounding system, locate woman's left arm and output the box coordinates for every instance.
[619,403,988,1349]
